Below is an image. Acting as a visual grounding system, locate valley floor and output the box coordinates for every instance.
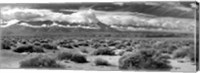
[0,50,196,71]
[0,37,197,72]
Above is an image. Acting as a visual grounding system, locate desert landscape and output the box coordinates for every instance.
[0,2,198,72]
[0,37,196,71]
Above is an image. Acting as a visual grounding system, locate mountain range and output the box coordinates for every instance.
[0,2,197,37]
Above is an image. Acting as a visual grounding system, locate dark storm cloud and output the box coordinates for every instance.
[0,2,196,18]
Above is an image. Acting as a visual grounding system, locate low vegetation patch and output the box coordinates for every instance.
[92,48,115,56]
[119,49,172,70]
[61,45,74,49]
[94,58,111,66]
[14,45,44,53]
[79,47,95,54]
[57,51,88,63]
[173,46,195,62]
[1,40,14,50]
[1,42,11,50]
[42,43,57,50]
[20,55,64,68]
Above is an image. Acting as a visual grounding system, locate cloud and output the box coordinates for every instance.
[1,7,100,24]
[67,9,99,24]
[0,19,20,27]
[1,7,45,20]
[0,6,195,32]
[0,7,102,29]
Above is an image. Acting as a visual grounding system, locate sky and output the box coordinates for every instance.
[0,2,196,32]
[0,0,196,3]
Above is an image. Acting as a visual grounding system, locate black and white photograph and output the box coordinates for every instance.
[0,0,199,72]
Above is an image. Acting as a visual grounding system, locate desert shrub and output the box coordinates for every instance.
[79,47,95,54]
[71,53,88,63]
[92,48,115,56]
[1,40,16,50]
[125,47,134,52]
[40,40,50,43]
[159,45,178,54]
[61,45,74,49]
[80,49,89,53]
[187,45,195,62]
[33,42,41,46]
[1,42,11,50]
[73,44,79,48]
[168,45,178,51]
[118,51,126,56]
[57,52,73,60]
[42,44,57,50]
[92,44,101,49]
[173,46,195,62]
[20,55,64,68]
[119,49,171,70]
[78,43,89,47]
[57,51,87,63]
[21,41,27,44]
[94,58,111,66]
[188,52,195,62]
[173,49,188,58]
[108,42,119,46]
[14,45,44,53]
[116,44,126,49]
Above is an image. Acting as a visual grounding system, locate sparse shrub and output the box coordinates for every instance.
[188,52,195,62]
[81,49,89,53]
[20,55,64,68]
[33,42,41,46]
[71,53,88,63]
[92,48,115,56]
[40,40,50,43]
[1,42,11,50]
[78,43,89,47]
[73,44,79,48]
[108,42,118,46]
[173,49,188,58]
[14,45,44,53]
[159,45,178,54]
[61,45,74,49]
[187,45,195,62]
[119,49,171,70]
[79,47,95,54]
[168,45,178,51]
[173,46,195,62]
[125,47,134,52]
[116,44,126,49]
[1,40,16,50]
[118,51,126,56]
[57,52,73,60]
[42,44,57,50]
[92,44,101,49]
[21,41,27,44]
[94,58,111,66]
[57,51,87,63]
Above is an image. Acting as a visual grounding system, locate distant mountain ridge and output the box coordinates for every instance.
[0,22,194,38]
[0,2,196,37]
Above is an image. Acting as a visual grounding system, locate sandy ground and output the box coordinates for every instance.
[169,59,196,72]
[0,50,27,68]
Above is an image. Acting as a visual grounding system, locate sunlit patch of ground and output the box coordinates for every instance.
[169,59,196,71]
[0,50,27,68]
